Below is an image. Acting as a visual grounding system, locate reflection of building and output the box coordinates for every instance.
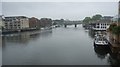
[91,17,112,31]
[2,31,40,44]
[4,32,30,44]
[4,16,29,30]
[2,30,52,44]
[29,17,40,29]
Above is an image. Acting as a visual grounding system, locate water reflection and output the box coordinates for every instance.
[2,30,52,47]
[108,50,120,66]
[88,30,95,39]
[2,25,120,65]
[88,30,107,39]
[94,45,110,59]
[90,30,120,66]
[0,36,2,66]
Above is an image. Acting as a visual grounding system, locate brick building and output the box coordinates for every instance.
[29,17,40,29]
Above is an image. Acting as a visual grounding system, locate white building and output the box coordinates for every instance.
[4,16,29,30]
[91,16,113,31]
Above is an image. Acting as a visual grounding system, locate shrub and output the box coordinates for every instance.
[112,26,120,34]
[108,23,117,31]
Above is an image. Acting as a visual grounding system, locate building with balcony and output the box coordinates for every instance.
[4,16,29,31]
[91,16,113,31]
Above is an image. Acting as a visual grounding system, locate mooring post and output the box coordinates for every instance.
[75,24,77,27]
[64,24,67,28]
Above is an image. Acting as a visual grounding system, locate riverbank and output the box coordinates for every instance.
[2,28,41,34]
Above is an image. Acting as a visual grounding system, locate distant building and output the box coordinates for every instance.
[29,17,40,29]
[4,16,29,30]
[91,16,112,31]
[40,18,52,27]
[53,19,64,25]
[101,16,113,20]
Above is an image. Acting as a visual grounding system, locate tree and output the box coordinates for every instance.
[83,17,91,23]
[112,26,120,35]
[112,26,120,44]
[92,14,102,21]
[109,23,117,31]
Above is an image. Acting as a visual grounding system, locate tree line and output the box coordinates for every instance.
[83,14,102,23]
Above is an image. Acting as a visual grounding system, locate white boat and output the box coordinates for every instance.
[94,35,109,46]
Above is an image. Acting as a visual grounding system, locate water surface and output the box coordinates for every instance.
[2,25,119,65]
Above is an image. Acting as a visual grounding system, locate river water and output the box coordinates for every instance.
[1,24,119,65]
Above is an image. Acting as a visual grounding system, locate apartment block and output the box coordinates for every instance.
[4,16,29,30]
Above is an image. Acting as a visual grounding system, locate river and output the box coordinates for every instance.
[1,24,119,65]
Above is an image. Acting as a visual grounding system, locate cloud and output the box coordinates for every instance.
[2,0,119,2]
[2,2,118,20]
[0,2,2,15]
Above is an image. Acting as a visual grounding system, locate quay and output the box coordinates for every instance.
[2,28,40,34]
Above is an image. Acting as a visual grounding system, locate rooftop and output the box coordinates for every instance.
[5,16,28,18]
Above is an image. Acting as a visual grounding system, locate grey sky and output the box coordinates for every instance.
[2,0,119,2]
[0,2,2,15]
[2,2,118,20]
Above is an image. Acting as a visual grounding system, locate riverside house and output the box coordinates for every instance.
[91,16,113,31]
[4,16,29,31]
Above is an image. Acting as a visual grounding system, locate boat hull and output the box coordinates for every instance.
[94,41,109,47]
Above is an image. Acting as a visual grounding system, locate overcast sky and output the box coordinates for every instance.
[0,2,2,15]
[2,2,118,20]
[1,0,119,2]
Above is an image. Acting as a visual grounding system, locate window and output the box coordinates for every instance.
[97,26,99,28]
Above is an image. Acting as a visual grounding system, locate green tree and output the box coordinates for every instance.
[109,23,117,31]
[112,26,120,35]
[83,17,91,23]
[112,26,120,44]
[92,14,102,21]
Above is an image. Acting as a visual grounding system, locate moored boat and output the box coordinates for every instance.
[94,34,109,47]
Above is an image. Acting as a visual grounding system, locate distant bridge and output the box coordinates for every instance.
[63,21,82,27]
